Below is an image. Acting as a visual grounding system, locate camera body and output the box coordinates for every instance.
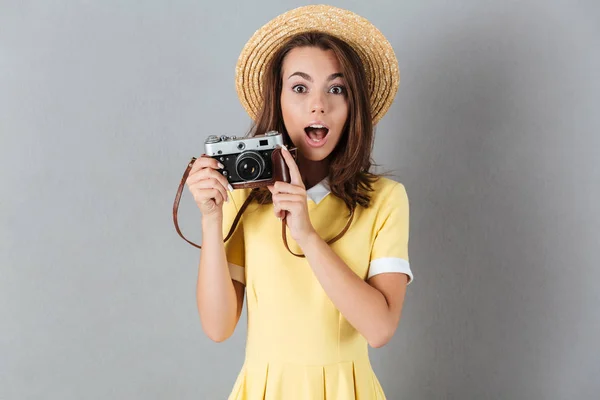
[204,131,296,189]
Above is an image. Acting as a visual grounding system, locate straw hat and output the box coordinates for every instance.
[235,4,400,126]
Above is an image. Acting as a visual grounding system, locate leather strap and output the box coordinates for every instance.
[280,207,354,258]
[173,157,257,249]
[173,157,354,257]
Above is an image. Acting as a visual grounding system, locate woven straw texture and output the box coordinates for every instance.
[235,4,400,126]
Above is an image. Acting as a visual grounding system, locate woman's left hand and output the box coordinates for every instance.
[267,146,316,244]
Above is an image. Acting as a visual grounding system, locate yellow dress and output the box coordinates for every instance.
[221,177,413,400]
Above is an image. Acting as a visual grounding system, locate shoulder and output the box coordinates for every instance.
[368,177,408,210]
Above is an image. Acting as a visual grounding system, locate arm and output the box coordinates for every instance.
[298,233,408,348]
[270,147,410,348]
[196,213,245,343]
[186,155,245,342]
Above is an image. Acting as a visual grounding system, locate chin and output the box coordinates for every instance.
[300,150,331,161]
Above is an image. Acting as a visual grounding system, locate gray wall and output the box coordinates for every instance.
[2,1,599,399]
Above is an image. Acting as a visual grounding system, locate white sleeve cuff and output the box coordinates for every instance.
[367,257,413,285]
[228,263,245,285]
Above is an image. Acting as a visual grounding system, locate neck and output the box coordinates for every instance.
[297,153,330,189]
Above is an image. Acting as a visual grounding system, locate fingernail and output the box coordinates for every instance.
[218,162,225,169]
[281,146,289,152]
[228,184,234,192]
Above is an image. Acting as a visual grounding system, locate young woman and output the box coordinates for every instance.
[185,5,413,399]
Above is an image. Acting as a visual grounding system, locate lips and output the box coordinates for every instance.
[304,123,329,142]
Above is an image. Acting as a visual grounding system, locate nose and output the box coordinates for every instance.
[310,92,326,114]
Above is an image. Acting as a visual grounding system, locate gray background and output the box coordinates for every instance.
[1,0,599,399]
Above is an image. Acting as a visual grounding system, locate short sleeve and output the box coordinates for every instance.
[368,182,413,284]
[221,190,246,285]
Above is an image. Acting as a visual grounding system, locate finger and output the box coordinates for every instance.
[192,187,223,205]
[273,181,305,196]
[188,167,233,193]
[270,186,284,219]
[193,155,225,173]
[272,201,284,219]
[186,167,215,185]
[278,201,302,215]
[279,146,304,188]
[202,198,221,213]
[188,171,232,199]
[194,178,229,203]
[193,187,225,208]
[272,193,304,204]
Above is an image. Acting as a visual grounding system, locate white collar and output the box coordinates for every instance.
[306,177,331,204]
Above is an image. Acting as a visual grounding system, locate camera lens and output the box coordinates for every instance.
[235,151,264,181]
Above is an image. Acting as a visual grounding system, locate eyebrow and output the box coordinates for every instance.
[287,71,344,82]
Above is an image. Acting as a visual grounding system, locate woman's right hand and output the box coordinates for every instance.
[185,155,233,217]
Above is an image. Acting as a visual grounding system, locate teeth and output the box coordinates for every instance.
[308,124,326,129]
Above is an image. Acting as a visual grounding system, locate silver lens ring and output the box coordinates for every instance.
[235,151,265,182]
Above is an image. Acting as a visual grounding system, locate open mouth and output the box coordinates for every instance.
[304,124,329,143]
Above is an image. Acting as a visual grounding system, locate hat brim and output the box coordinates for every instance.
[235,5,400,126]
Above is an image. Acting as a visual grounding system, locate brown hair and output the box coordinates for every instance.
[247,31,387,212]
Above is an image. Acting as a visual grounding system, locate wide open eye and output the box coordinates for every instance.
[329,85,346,95]
[292,84,307,94]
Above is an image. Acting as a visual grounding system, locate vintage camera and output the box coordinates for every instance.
[204,131,296,189]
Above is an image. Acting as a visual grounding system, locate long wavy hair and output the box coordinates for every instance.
[247,31,386,212]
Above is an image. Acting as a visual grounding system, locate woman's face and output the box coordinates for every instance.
[280,46,349,161]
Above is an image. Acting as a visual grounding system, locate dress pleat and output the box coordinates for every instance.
[228,361,386,400]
